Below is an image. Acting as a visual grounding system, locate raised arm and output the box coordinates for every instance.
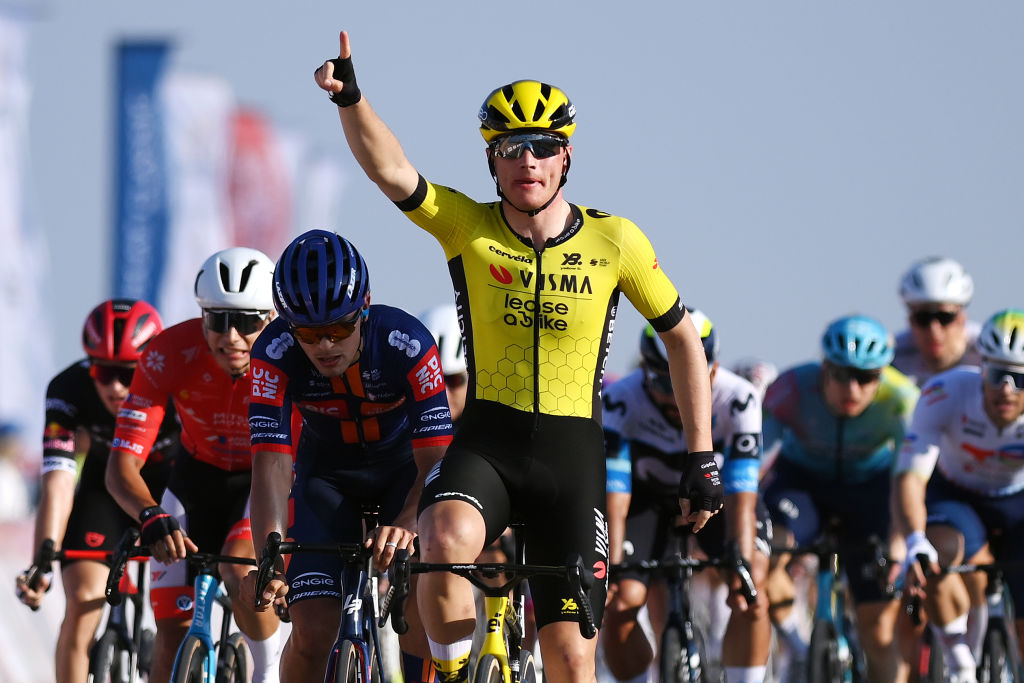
[314,30,421,203]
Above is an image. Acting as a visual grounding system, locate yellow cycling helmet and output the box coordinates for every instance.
[478,80,577,143]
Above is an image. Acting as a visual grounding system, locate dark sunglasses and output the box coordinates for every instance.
[982,364,1024,393]
[643,367,675,396]
[910,309,959,328]
[490,133,567,160]
[202,310,271,336]
[90,363,135,387]
[290,310,363,345]
[825,364,882,386]
[444,372,468,389]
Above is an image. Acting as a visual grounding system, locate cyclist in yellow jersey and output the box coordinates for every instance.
[315,31,723,683]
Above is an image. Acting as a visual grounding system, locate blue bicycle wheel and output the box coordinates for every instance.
[171,635,207,683]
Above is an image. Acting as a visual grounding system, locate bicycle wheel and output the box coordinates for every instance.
[87,630,124,683]
[216,632,249,683]
[332,640,368,683]
[918,628,946,683]
[979,627,1014,683]
[659,623,710,683]
[518,649,537,683]
[139,628,155,677]
[807,621,844,683]
[172,635,208,683]
[474,654,505,683]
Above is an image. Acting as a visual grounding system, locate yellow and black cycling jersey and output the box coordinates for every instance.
[396,176,685,422]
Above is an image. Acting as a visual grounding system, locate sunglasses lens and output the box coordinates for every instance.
[911,310,958,328]
[644,369,674,395]
[984,365,1024,392]
[444,372,468,389]
[828,365,881,385]
[90,364,135,386]
[291,313,361,344]
[203,310,268,335]
[492,134,564,159]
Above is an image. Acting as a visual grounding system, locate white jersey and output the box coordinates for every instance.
[892,319,982,387]
[896,366,1024,496]
[603,367,762,496]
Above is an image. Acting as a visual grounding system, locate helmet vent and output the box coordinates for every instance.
[112,318,126,351]
[218,260,256,293]
[510,100,525,122]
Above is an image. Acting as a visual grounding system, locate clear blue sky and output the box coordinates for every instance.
[24,1,1024,378]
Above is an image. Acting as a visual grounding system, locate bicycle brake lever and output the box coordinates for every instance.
[254,532,283,609]
[567,554,597,639]
[381,548,411,634]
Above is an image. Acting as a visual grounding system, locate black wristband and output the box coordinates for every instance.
[326,57,362,107]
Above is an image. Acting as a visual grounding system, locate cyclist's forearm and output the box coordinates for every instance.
[400,444,446,529]
[606,491,631,564]
[104,451,157,519]
[33,470,75,554]
[249,451,293,552]
[661,320,713,452]
[338,99,420,203]
[725,491,757,560]
[893,471,928,536]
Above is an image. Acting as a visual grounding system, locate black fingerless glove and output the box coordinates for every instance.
[677,451,724,512]
[326,56,362,107]
[139,505,180,547]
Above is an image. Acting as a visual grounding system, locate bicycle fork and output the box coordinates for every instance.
[170,574,220,680]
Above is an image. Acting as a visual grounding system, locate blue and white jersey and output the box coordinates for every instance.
[603,367,762,497]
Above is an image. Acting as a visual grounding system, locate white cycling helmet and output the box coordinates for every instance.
[420,303,466,375]
[732,357,779,396]
[194,247,275,311]
[899,256,974,306]
[976,309,1024,366]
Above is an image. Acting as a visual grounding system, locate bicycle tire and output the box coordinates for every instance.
[87,630,124,683]
[333,640,367,683]
[979,627,1014,683]
[172,635,208,683]
[518,649,537,683]
[216,632,248,683]
[659,622,710,683]
[918,628,946,683]
[139,628,155,677]
[807,621,844,683]
[474,654,505,683]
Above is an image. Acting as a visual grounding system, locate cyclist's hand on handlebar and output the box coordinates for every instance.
[677,451,724,533]
[367,525,416,572]
[903,531,939,591]
[140,505,197,564]
[242,568,288,612]
[14,569,50,608]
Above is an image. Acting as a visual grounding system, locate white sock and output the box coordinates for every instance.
[243,629,281,683]
[777,613,808,657]
[937,614,976,675]
[427,635,472,672]
[725,665,768,683]
[966,604,988,660]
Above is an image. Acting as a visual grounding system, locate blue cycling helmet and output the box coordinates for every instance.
[821,315,895,370]
[272,230,370,325]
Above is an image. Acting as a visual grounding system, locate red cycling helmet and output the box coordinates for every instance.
[82,299,163,362]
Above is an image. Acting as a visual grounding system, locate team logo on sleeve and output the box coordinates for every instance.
[388,330,422,358]
[145,350,166,373]
[251,362,285,406]
[408,349,444,400]
[266,332,295,360]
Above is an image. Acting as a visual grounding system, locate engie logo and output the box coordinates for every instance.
[409,349,444,400]
[251,362,284,405]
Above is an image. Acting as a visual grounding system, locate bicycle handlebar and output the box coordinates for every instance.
[610,544,758,605]
[255,531,371,610]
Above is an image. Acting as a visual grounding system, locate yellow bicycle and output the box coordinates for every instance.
[382,532,596,683]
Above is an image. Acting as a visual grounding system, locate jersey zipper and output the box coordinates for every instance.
[532,247,544,431]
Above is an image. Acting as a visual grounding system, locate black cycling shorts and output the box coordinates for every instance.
[419,400,609,629]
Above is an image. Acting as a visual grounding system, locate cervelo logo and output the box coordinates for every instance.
[388,330,421,358]
[266,332,295,360]
[117,408,147,422]
[251,365,282,401]
[487,245,533,264]
[420,407,452,422]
